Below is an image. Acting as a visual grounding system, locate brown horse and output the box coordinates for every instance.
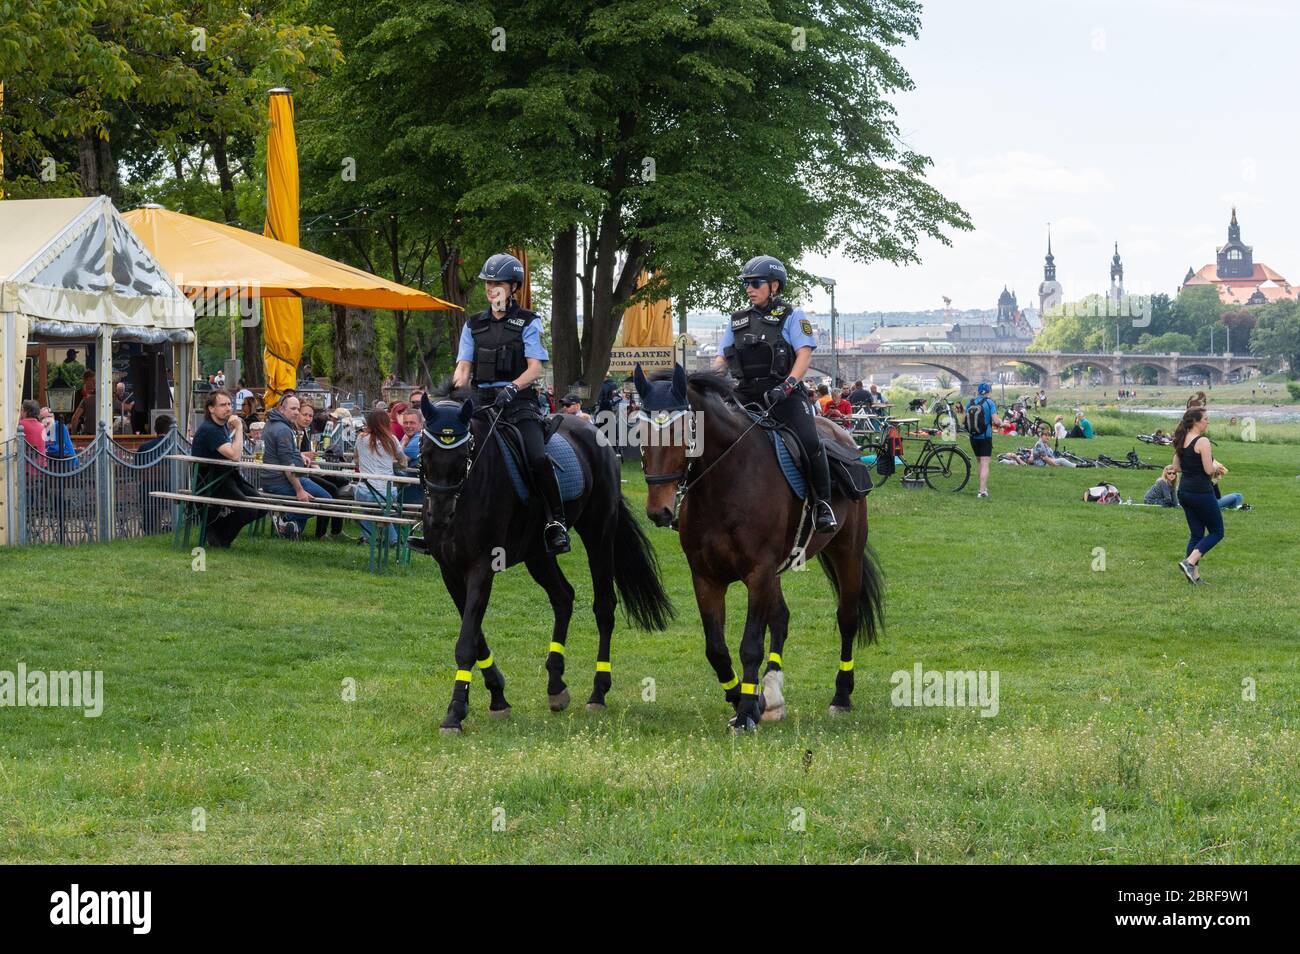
[632,365,884,730]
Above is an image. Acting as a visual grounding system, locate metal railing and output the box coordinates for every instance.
[1,425,190,546]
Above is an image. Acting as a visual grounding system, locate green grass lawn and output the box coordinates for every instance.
[2,432,1298,863]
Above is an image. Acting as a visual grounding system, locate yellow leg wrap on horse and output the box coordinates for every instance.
[720,675,739,690]
[741,682,758,695]
[477,654,494,669]
[455,669,473,683]
[768,652,783,667]
[839,659,855,672]
[596,661,612,673]
[548,641,565,655]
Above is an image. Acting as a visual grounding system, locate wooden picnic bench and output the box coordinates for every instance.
[155,454,422,573]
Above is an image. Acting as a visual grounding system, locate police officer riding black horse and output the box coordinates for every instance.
[714,255,837,534]
[454,253,569,555]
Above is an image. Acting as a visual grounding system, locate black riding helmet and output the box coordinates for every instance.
[739,255,787,292]
[478,253,525,287]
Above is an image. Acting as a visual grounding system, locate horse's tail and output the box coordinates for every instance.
[816,542,884,648]
[611,496,675,631]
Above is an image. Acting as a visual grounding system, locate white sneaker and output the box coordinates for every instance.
[977,491,989,499]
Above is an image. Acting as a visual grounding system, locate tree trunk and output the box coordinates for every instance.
[550,225,580,394]
[437,239,470,373]
[77,135,100,195]
[210,135,237,225]
[97,133,120,205]
[331,304,382,400]
[395,311,408,382]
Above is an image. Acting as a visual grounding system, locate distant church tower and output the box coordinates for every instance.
[1216,207,1254,278]
[1038,225,1063,316]
[1109,241,1124,307]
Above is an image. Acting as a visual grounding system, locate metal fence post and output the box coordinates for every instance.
[14,439,26,546]
[97,424,112,542]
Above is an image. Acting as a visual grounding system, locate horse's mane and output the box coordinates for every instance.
[648,368,738,413]
[429,377,474,403]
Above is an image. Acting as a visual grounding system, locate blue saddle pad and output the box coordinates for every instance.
[770,431,806,500]
[497,430,586,504]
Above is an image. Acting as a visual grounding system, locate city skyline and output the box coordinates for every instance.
[798,0,1300,315]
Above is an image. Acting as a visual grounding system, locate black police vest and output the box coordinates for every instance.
[724,302,794,390]
[468,307,535,386]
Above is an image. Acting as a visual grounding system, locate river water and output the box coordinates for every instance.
[1122,405,1300,424]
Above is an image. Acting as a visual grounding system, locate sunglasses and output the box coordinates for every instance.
[741,278,769,289]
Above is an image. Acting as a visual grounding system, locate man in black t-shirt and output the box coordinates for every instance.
[192,390,262,547]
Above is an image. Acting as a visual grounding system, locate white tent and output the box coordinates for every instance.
[1,195,195,544]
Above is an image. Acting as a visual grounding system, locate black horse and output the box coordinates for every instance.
[418,388,673,734]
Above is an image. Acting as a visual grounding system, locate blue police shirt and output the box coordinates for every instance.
[719,303,818,355]
[456,308,549,388]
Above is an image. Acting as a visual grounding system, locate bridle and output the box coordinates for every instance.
[635,398,771,526]
[420,403,504,501]
[633,407,697,486]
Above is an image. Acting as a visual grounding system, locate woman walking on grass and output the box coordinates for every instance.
[1171,407,1223,584]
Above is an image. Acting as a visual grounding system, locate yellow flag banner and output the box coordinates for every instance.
[262,88,302,408]
[621,271,672,347]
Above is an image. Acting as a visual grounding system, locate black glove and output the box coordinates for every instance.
[764,379,795,408]
[493,384,518,408]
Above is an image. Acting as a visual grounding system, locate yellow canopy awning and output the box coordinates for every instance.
[122,206,459,312]
[262,88,303,407]
[622,270,673,347]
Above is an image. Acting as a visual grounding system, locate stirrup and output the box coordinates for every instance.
[813,500,838,533]
[543,520,570,554]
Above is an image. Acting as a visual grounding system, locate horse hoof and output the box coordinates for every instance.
[760,704,786,723]
[828,704,852,716]
[548,689,571,712]
[728,714,758,732]
[585,702,607,712]
[487,707,511,720]
[762,670,786,712]
[439,724,463,735]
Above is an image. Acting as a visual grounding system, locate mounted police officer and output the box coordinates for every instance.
[714,255,837,533]
[453,253,570,554]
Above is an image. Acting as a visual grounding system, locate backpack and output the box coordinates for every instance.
[875,425,901,476]
[967,398,988,436]
[1083,483,1120,504]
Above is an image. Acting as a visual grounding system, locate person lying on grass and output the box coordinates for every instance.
[1211,462,1250,511]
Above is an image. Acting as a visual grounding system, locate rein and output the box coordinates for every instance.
[421,405,505,499]
[642,398,773,526]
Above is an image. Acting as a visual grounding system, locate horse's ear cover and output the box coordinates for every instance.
[671,362,687,401]
[632,362,649,399]
[420,393,437,421]
[459,399,473,424]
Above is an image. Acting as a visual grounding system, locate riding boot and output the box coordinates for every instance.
[535,460,571,555]
[811,444,838,533]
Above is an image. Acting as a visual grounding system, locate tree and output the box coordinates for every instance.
[311,0,970,394]
[1250,300,1300,377]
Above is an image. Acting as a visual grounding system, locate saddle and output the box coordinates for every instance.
[736,403,874,502]
[494,417,586,504]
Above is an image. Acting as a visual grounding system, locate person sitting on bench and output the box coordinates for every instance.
[191,390,262,548]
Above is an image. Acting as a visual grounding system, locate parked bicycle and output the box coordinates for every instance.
[864,428,971,492]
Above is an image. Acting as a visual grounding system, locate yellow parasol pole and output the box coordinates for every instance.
[261,87,302,408]
[509,246,532,311]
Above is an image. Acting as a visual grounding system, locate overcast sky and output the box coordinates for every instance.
[798,0,1300,314]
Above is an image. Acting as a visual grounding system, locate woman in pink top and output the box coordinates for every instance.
[19,400,48,473]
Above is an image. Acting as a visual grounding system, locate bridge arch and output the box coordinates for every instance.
[1179,363,1224,386]
[1057,358,1114,384]
[1120,360,1174,386]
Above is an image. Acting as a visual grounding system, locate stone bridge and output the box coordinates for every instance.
[793,350,1263,390]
